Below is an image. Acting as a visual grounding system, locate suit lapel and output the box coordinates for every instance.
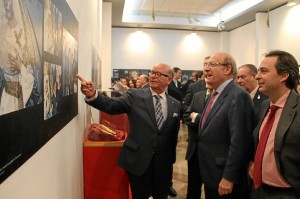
[161,94,175,130]
[274,91,298,154]
[201,82,234,130]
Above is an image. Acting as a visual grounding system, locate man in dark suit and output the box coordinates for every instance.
[182,56,209,113]
[168,67,183,103]
[183,83,213,199]
[166,67,183,197]
[198,52,255,199]
[77,63,181,199]
[181,70,203,97]
[236,64,268,125]
[248,50,300,199]
[137,74,149,89]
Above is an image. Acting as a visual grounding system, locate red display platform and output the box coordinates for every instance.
[83,140,130,199]
[83,112,131,199]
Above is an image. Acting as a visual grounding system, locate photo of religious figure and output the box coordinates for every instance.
[0,0,42,116]
[44,62,62,120]
[62,28,78,96]
[43,0,62,56]
[92,46,102,90]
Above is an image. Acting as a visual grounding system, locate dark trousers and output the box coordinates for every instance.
[251,184,300,199]
[128,154,172,199]
[186,148,202,199]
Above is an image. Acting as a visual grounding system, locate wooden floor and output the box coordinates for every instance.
[169,123,204,199]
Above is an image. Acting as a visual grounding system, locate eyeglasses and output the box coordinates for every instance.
[149,71,169,77]
[205,62,228,68]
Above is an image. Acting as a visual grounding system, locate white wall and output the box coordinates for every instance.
[266,4,300,62]
[112,5,300,72]
[230,4,300,67]
[0,0,102,198]
[112,28,221,70]
[229,22,256,67]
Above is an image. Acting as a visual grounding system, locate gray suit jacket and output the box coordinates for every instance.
[87,88,181,177]
[253,90,300,193]
[198,81,255,190]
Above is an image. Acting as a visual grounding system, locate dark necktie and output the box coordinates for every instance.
[253,105,279,188]
[154,95,164,130]
[205,93,211,103]
[201,91,218,128]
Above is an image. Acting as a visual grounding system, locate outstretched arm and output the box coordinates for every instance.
[76,74,96,98]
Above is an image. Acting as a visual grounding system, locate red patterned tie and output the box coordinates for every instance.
[253,105,279,188]
[201,91,218,128]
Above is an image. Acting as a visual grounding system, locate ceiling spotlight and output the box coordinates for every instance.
[194,18,200,24]
[217,21,225,31]
[287,0,300,6]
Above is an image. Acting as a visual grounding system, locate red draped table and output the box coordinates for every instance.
[83,113,131,199]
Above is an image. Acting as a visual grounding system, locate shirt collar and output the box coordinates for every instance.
[150,88,167,100]
[215,79,233,94]
[270,89,291,109]
[250,86,259,99]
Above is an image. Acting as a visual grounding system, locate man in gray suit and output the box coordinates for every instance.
[199,52,255,199]
[248,50,300,199]
[77,63,181,199]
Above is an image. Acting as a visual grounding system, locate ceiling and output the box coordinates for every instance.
[105,0,289,32]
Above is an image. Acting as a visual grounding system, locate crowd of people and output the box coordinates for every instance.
[78,49,300,199]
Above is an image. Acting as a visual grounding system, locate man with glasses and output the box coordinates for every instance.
[77,63,181,199]
[198,52,255,199]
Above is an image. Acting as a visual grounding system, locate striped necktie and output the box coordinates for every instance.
[154,95,164,130]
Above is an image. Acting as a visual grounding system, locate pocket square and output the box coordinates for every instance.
[173,113,178,118]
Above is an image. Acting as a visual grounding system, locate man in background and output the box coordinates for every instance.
[168,67,183,103]
[236,64,268,125]
[182,56,209,113]
[166,67,183,197]
[248,50,300,199]
[137,74,149,89]
[183,82,213,199]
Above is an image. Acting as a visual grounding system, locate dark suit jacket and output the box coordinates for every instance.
[198,81,255,190]
[168,80,183,102]
[86,88,181,177]
[181,79,196,97]
[253,90,300,193]
[183,91,206,160]
[252,90,268,125]
[182,79,206,113]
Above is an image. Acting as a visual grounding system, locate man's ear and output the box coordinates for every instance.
[224,65,233,75]
[280,72,289,83]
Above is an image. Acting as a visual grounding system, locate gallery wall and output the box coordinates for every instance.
[112,28,222,71]
[111,4,300,73]
[0,0,102,198]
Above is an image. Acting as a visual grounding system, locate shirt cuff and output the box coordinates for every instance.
[84,91,98,102]
[191,112,198,123]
